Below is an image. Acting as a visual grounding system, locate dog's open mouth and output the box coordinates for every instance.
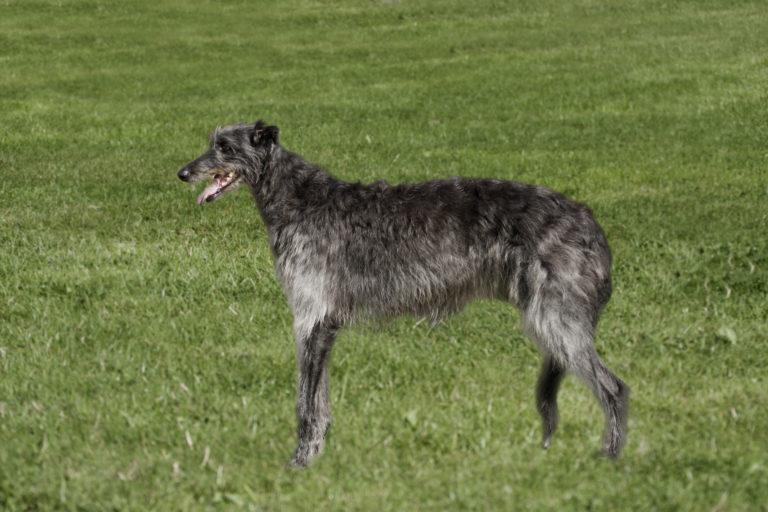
[197,172,240,205]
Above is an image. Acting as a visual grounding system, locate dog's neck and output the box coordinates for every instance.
[246,147,338,252]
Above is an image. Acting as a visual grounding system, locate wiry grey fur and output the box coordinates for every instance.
[177,120,630,467]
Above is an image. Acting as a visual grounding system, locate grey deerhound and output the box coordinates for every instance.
[177,120,629,467]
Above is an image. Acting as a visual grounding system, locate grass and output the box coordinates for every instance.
[1,0,767,509]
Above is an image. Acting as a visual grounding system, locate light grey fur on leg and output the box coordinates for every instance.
[290,321,337,468]
[581,354,629,457]
[566,346,629,458]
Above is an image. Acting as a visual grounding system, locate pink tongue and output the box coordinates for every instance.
[196,182,221,205]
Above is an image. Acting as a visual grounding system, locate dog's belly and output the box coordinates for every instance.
[309,247,516,323]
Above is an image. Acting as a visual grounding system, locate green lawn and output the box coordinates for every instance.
[1,0,767,509]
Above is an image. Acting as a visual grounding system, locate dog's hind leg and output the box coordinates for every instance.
[536,355,566,449]
[289,319,338,468]
[524,278,629,457]
[575,352,630,457]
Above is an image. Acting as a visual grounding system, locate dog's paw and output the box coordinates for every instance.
[287,455,308,469]
[288,439,325,469]
[287,444,312,469]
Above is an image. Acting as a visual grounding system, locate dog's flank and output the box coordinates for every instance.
[178,121,630,467]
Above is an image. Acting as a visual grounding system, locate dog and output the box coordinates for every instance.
[177,120,629,467]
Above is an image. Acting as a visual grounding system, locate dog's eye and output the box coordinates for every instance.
[218,143,232,155]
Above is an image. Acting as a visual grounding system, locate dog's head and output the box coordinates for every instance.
[177,120,279,204]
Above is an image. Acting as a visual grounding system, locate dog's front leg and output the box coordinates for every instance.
[289,319,338,468]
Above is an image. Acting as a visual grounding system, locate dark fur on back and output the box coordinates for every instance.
[177,121,629,467]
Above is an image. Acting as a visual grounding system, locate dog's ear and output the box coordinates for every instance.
[251,121,279,146]
[263,125,279,145]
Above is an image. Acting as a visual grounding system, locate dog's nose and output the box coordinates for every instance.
[178,168,191,182]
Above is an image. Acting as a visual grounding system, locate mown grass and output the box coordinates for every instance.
[1,0,767,510]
